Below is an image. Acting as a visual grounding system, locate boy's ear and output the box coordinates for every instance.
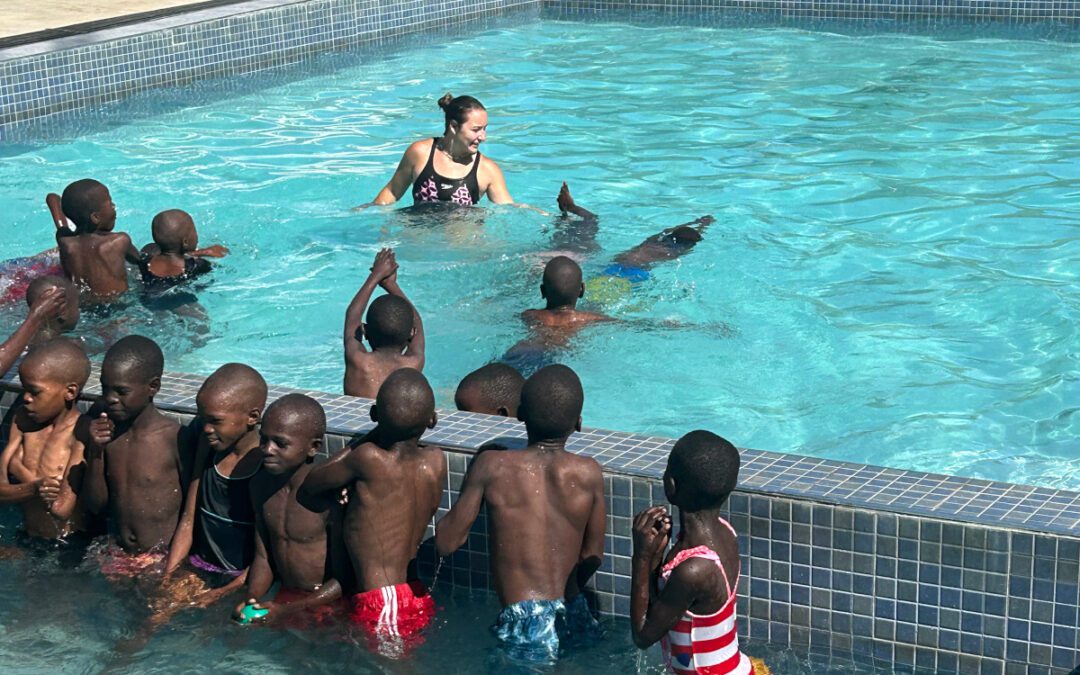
[148,376,161,396]
[427,411,438,430]
[247,407,262,428]
[308,436,323,457]
[578,284,585,299]
[496,405,509,417]
[369,404,379,424]
[64,383,80,402]
[575,415,582,432]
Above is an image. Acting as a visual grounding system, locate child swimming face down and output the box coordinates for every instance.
[258,395,324,476]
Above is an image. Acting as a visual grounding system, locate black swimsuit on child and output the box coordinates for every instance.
[411,138,482,206]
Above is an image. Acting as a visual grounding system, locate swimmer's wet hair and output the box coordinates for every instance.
[21,338,91,387]
[668,430,740,512]
[455,363,525,415]
[519,364,583,441]
[265,393,326,438]
[542,256,584,307]
[375,368,435,436]
[103,335,164,383]
[25,275,75,307]
[199,363,268,411]
[438,92,486,132]
[60,178,108,233]
[151,210,195,250]
[365,295,414,349]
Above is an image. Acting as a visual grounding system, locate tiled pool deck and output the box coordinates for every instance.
[1,0,1078,672]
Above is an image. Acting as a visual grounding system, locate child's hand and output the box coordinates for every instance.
[232,598,256,622]
[557,182,575,212]
[632,506,671,565]
[37,476,62,505]
[196,244,230,258]
[370,248,397,282]
[89,413,115,448]
[27,286,66,324]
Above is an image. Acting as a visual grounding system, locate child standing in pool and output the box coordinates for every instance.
[47,179,142,300]
[300,368,445,652]
[343,248,426,399]
[79,336,189,574]
[165,363,267,602]
[233,394,345,626]
[0,340,90,538]
[630,431,770,675]
[436,364,605,663]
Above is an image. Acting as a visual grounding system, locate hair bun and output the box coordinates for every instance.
[437,92,454,110]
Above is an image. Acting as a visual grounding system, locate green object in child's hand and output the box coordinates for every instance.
[235,604,269,625]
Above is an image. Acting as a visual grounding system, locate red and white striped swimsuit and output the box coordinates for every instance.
[659,518,752,675]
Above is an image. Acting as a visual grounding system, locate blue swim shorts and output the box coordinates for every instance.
[601,263,651,283]
[492,595,601,663]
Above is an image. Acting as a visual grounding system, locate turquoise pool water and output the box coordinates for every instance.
[0,21,1077,490]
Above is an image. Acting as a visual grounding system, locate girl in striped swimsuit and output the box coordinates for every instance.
[630,430,771,675]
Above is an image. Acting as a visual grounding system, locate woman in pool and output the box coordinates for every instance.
[370,93,513,207]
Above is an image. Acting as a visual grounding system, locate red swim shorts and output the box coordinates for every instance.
[349,580,435,645]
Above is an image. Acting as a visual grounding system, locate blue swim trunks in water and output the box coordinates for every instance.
[601,263,651,283]
[492,595,600,663]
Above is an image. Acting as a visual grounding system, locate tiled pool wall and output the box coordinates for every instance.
[2,0,1079,135]
[1,366,1078,674]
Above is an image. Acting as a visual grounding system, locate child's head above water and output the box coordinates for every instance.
[26,275,79,332]
[196,363,268,452]
[540,256,585,308]
[101,335,165,422]
[61,179,115,234]
[259,393,326,475]
[664,430,740,512]
[454,363,525,417]
[18,339,90,424]
[371,367,436,439]
[364,294,414,350]
[517,364,583,441]
[151,209,198,254]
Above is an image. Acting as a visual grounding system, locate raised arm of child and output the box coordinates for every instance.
[343,249,398,362]
[0,287,66,378]
[297,446,362,513]
[46,193,75,236]
[379,266,425,369]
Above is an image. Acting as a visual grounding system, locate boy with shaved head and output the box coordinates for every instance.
[80,335,188,573]
[139,209,229,288]
[436,364,605,663]
[343,248,426,399]
[234,394,344,625]
[47,179,142,300]
[454,363,525,418]
[301,368,445,648]
[165,363,267,592]
[0,339,90,539]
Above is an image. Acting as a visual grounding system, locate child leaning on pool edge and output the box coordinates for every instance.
[630,431,771,675]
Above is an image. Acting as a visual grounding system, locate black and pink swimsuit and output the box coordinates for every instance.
[411,138,482,206]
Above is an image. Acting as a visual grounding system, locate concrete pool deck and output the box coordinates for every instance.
[0,0,234,40]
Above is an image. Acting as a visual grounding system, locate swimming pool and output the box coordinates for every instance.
[1,19,1077,491]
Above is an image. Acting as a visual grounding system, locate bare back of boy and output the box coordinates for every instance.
[251,463,329,590]
[345,351,421,401]
[343,440,445,590]
[90,406,185,552]
[458,447,603,605]
[58,233,136,299]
